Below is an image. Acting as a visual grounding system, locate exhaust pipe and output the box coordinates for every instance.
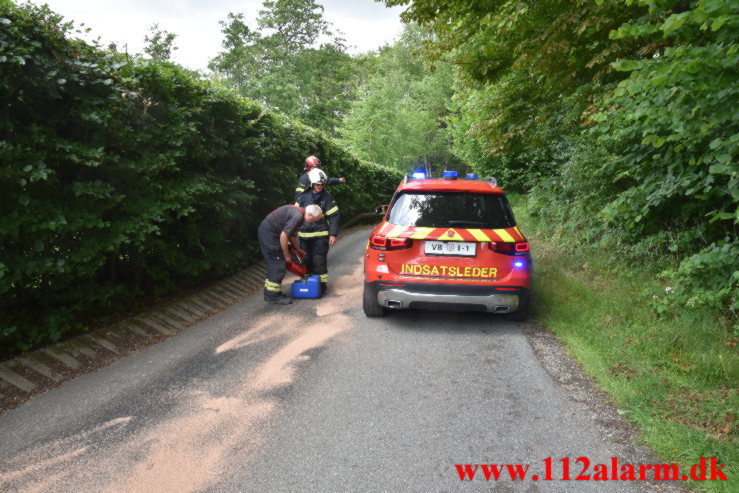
[386,300,403,309]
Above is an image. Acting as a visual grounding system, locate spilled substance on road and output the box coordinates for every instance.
[315,264,364,318]
[215,313,302,354]
[0,259,363,493]
[0,417,133,491]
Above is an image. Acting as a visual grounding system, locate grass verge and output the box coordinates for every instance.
[512,196,737,492]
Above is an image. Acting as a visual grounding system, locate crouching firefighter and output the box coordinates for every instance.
[295,169,340,293]
[258,204,323,304]
[294,155,345,201]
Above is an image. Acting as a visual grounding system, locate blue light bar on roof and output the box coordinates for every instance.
[442,170,458,179]
[466,174,479,179]
[411,171,427,180]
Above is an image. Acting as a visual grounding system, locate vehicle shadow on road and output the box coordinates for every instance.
[379,309,520,336]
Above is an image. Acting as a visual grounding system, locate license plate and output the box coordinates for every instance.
[424,241,477,256]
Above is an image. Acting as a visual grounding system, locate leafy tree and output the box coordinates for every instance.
[338,25,459,174]
[209,0,357,135]
[143,23,178,61]
[258,0,331,52]
[383,0,644,156]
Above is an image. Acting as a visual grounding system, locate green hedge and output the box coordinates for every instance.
[0,2,402,356]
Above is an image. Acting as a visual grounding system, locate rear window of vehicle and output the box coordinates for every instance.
[387,192,516,229]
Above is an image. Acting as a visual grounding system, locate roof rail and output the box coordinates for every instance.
[485,176,498,187]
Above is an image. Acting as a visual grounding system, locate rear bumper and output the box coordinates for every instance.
[373,282,529,313]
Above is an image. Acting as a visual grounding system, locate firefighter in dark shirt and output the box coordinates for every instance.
[295,169,340,293]
[258,204,323,304]
[293,155,346,201]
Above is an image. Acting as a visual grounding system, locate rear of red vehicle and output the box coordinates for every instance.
[363,176,531,320]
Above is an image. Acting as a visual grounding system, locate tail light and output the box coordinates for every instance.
[370,235,413,251]
[488,241,529,255]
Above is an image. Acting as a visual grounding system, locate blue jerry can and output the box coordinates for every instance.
[291,275,321,299]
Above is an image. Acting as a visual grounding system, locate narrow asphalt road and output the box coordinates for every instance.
[0,228,658,492]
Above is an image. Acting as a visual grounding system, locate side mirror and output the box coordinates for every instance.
[375,204,388,215]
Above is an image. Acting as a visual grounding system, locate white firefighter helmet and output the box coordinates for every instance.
[308,168,328,186]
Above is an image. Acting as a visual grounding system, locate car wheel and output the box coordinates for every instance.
[363,282,386,317]
[505,296,529,322]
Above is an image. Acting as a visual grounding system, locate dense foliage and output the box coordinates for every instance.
[337,25,460,174]
[209,0,359,136]
[0,1,401,356]
[385,0,738,321]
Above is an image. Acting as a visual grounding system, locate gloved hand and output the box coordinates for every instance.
[289,244,307,258]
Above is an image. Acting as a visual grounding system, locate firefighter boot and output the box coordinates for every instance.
[266,293,292,305]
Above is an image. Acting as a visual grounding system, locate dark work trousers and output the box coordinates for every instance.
[258,222,287,300]
[299,236,330,290]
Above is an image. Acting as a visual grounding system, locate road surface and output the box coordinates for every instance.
[0,228,664,492]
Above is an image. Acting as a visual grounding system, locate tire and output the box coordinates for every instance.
[505,296,529,322]
[363,282,386,317]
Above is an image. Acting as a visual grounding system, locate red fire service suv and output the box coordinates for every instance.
[363,171,531,320]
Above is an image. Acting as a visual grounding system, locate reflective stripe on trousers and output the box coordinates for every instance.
[264,279,281,292]
[258,222,288,300]
[298,230,329,238]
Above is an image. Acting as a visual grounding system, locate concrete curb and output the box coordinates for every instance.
[0,263,267,408]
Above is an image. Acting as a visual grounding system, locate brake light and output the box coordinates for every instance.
[389,238,410,248]
[488,241,529,255]
[369,235,413,250]
[491,242,513,253]
[370,235,386,248]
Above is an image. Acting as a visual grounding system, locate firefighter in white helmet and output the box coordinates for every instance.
[294,155,346,201]
[295,168,340,293]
